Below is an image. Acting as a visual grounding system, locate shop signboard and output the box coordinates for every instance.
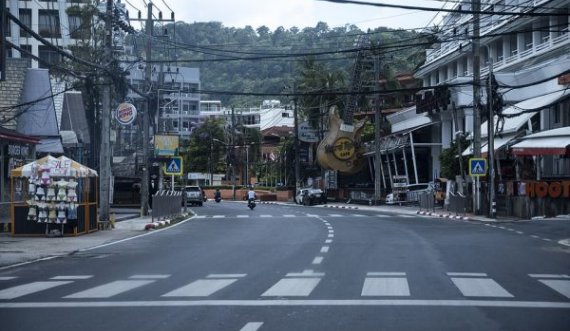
[299,121,319,143]
[154,135,179,156]
[115,102,137,126]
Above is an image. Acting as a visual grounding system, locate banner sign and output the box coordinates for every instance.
[154,135,179,156]
[116,103,137,126]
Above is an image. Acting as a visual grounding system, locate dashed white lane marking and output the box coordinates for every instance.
[397,215,415,218]
[312,257,324,265]
[538,280,570,299]
[328,214,342,217]
[351,214,366,217]
[530,235,541,239]
[328,234,334,238]
[64,280,155,299]
[236,215,249,218]
[376,214,389,218]
[261,278,321,297]
[320,246,330,253]
[129,275,170,279]
[450,278,513,298]
[283,215,296,218]
[240,322,264,331]
[529,274,570,279]
[542,238,552,242]
[50,276,93,280]
[194,215,207,219]
[328,230,334,234]
[260,215,272,218]
[163,279,239,297]
[0,277,17,281]
[212,215,225,219]
[362,278,411,297]
[325,239,333,244]
[2,299,570,309]
[516,231,524,235]
[0,281,73,300]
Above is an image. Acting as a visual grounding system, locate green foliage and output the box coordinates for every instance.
[183,118,226,173]
[135,21,424,107]
[439,136,468,180]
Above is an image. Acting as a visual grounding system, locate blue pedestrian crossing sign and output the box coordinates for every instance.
[469,158,487,177]
[163,156,183,175]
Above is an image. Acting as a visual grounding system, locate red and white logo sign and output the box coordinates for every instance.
[116,102,137,125]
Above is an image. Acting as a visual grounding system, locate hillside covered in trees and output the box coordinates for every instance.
[133,21,429,107]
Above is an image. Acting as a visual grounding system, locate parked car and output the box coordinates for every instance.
[295,188,326,206]
[185,185,203,206]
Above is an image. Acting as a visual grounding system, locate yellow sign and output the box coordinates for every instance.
[332,137,355,160]
[154,135,179,156]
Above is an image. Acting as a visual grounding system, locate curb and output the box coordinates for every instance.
[323,205,359,210]
[416,210,471,221]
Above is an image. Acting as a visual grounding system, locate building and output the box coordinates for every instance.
[411,0,570,217]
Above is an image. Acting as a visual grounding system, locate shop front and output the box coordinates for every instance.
[9,155,98,236]
[0,128,39,229]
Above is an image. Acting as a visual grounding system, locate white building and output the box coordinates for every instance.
[412,0,570,179]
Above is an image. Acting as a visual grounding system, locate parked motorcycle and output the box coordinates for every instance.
[215,196,221,203]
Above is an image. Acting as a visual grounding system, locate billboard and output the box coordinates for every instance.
[154,135,179,156]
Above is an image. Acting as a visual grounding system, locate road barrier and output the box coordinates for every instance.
[448,191,469,217]
[151,190,183,223]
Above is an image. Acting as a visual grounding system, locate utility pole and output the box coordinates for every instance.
[293,95,300,191]
[472,0,482,215]
[99,0,114,224]
[131,2,174,216]
[488,61,496,219]
[0,0,6,81]
[373,53,382,205]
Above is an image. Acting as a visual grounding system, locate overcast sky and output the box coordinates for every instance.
[126,0,444,32]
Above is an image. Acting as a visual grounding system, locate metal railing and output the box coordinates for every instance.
[447,191,470,217]
[418,191,435,213]
[151,190,183,222]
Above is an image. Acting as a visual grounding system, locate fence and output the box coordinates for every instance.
[447,191,470,217]
[418,192,435,212]
[348,190,375,205]
[151,190,183,222]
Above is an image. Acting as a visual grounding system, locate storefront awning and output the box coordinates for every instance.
[462,134,518,156]
[481,89,570,137]
[511,127,570,156]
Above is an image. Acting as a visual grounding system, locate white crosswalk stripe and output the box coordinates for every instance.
[450,277,513,298]
[0,281,72,299]
[163,279,238,297]
[64,280,155,299]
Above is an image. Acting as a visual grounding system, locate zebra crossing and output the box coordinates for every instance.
[193,213,400,219]
[1,272,569,302]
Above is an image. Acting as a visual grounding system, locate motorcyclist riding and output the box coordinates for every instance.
[247,187,256,209]
[214,189,221,202]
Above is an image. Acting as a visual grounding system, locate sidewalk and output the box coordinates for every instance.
[0,215,164,269]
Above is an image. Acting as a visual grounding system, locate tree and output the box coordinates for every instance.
[184,119,226,173]
[439,136,468,180]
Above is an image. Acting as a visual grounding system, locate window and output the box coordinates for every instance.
[509,33,518,55]
[172,120,178,129]
[523,29,533,50]
[452,61,457,78]
[20,44,32,59]
[281,112,289,118]
[19,9,31,38]
[495,40,503,61]
[38,45,62,68]
[68,15,83,39]
[38,10,61,38]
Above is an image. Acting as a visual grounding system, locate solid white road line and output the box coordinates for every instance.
[261,278,321,297]
[2,299,569,308]
[50,276,93,280]
[64,280,155,299]
[312,257,324,265]
[447,272,488,277]
[538,280,570,299]
[207,274,247,279]
[0,277,17,281]
[240,322,264,331]
[367,272,406,277]
[361,277,411,297]
[529,274,570,279]
[450,278,513,298]
[129,275,170,279]
[0,281,73,300]
[162,279,238,297]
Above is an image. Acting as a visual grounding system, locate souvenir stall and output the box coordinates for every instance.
[10,155,98,236]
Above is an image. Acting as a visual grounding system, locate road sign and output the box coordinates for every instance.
[163,156,183,175]
[469,158,487,177]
